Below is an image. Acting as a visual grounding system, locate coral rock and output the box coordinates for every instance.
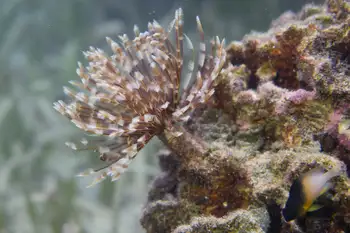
[142,0,350,232]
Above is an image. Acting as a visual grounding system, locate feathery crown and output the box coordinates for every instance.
[54,8,226,187]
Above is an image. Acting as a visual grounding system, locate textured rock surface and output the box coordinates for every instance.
[141,0,350,232]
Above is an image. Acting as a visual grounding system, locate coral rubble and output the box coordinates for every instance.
[141,0,350,232]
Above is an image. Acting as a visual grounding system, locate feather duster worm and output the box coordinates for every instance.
[54,8,226,187]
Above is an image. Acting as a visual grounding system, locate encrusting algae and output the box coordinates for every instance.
[55,0,350,232]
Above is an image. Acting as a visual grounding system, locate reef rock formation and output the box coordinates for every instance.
[141,0,350,232]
